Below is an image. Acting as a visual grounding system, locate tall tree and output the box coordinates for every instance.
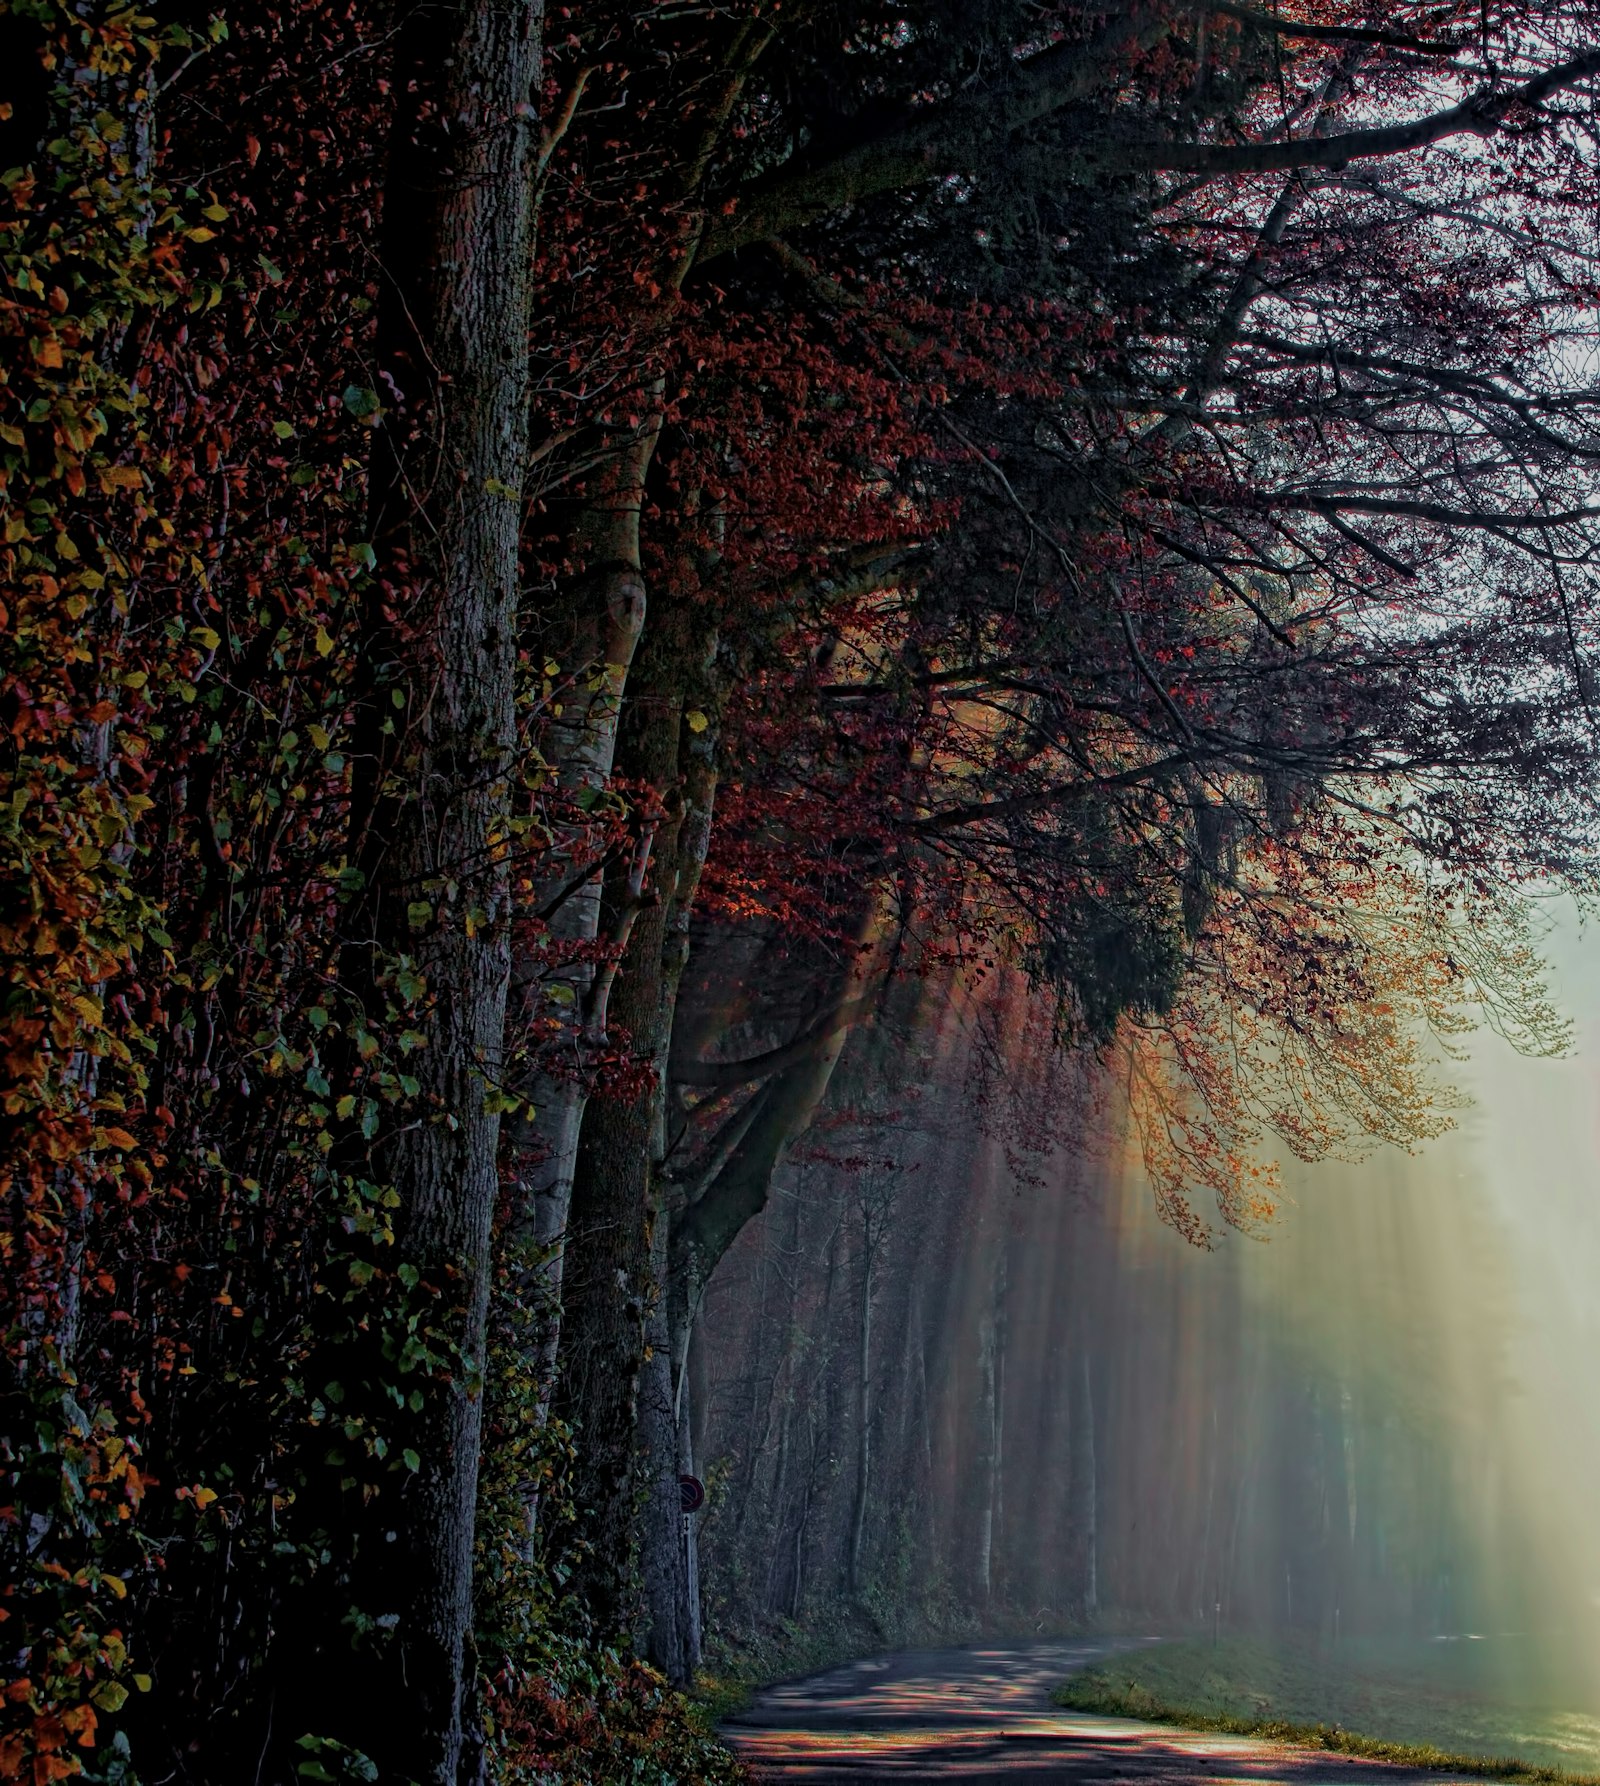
[291,2,542,1775]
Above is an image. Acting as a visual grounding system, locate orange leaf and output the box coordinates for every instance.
[30,1713,66,1752]
[60,1703,97,1747]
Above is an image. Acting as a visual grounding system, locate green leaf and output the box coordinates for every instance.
[272,419,295,440]
[402,1448,421,1472]
[342,384,381,422]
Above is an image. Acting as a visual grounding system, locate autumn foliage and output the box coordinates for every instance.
[5,0,1600,1780]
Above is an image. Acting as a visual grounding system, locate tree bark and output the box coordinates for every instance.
[552,638,685,1636]
[513,431,652,1508]
[847,1227,874,1597]
[641,1193,688,1678]
[298,5,540,1777]
[560,635,722,1664]
[513,15,771,1493]
[679,1376,703,1674]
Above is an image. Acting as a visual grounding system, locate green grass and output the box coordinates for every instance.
[1057,1638,1600,1783]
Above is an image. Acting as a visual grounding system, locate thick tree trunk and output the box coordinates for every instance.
[641,1204,688,1679]
[296,5,540,1778]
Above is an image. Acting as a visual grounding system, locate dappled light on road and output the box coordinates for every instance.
[724,1644,1482,1783]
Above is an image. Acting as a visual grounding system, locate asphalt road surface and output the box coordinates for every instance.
[721,1641,1485,1783]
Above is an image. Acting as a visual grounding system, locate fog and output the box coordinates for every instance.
[697,913,1600,1718]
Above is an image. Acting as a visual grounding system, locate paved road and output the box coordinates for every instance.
[722,1641,1481,1783]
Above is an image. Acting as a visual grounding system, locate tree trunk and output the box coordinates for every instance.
[641,1233,705,1681]
[641,1193,688,1678]
[559,628,721,1661]
[512,429,654,1544]
[847,1218,875,1597]
[295,5,540,1777]
[553,640,684,1635]
[973,1288,999,1607]
[513,15,770,1499]
[1076,1351,1099,1620]
[680,1375,703,1674]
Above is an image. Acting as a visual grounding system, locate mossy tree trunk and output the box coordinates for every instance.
[304,4,541,1776]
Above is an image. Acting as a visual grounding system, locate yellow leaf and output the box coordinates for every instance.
[314,625,334,657]
[686,710,709,734]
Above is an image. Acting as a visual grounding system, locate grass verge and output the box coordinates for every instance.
[1057,1645,1600,1785]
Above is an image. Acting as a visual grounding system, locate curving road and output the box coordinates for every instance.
[721,1641,1482,1783]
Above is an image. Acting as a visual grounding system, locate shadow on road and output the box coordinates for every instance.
[723,1641,1487,1782]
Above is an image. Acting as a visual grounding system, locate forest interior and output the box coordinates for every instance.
[9,1,1600,1782]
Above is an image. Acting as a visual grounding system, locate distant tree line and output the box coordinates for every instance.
[697,970,1545,1660]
